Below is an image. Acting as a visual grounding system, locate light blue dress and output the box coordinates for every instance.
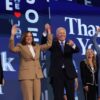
[92,33,100,97]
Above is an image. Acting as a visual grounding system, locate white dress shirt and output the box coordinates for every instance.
[28,45,35,58]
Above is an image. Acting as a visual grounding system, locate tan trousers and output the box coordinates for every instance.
[20,78,41,100]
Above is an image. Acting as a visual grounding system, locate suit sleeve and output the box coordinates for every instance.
[71,45,80,53]
[70,45,80,53]
[80,61,87,87]
[9,38,21,53]
[0,58,3,84]
[40,33,53,51]
[41,34,47,44]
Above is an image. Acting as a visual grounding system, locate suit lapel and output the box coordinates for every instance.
[24,45,34,58]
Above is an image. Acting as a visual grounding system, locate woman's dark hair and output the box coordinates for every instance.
[21,31,36,46]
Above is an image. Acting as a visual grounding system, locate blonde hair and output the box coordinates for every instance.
[85,49,97,69]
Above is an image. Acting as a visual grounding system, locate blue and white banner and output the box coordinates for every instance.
[0,0,100,100]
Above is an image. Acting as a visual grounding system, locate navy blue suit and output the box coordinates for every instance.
[41,36,79,100]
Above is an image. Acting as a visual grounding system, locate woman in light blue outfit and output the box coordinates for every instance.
[92,28,100,100]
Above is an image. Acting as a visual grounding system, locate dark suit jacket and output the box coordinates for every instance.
[0,57,3,84]
[41,36,79,79]
[80,60,98,87]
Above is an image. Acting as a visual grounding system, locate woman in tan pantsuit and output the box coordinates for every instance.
[9,24,52,100]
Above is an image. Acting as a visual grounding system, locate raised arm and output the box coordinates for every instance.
[92,27,100,53]
[67,40,80,53]
[40,23,53,51]
[9,25,21,53]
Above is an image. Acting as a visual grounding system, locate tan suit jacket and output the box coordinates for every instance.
[9,33,52,80]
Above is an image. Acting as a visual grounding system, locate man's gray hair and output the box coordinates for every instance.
[56,27,66,36]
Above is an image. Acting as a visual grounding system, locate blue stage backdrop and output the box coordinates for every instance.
[0,0,100,100]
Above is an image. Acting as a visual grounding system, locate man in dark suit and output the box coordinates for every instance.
[0,57,3,84]
[41,24,80,100]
